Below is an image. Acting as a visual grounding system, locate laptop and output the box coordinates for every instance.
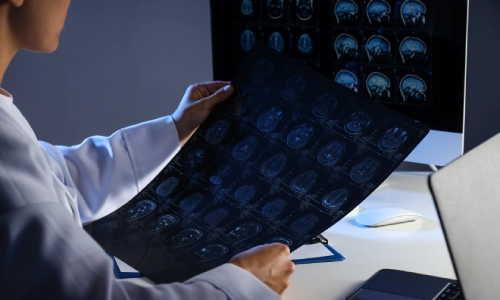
[345,133,500,300]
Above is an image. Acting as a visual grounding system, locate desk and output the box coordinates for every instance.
[124,171,456,299]
[282,171,456,300]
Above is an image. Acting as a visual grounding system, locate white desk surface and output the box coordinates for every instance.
[124,171,456,299]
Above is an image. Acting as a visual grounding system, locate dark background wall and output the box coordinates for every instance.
[3,0,214,146]
[463,0,500,153]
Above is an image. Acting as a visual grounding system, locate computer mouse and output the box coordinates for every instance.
[355,206,422,227]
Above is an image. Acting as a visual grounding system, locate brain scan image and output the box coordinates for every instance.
[240,29,256,52]
[335,34,358,60]
[291,214,319,233]
[209,165,231,185]
[290,170,317,193]
[366,72,391,101]
[287,123,314,148]
[366,0,390,25]
[261,198,287,218]
[261,153,287,177]
[295,0,314,21]
[125,200,156,221]
[257,107,283,132]
[268,31,285,53]
[232,136,258,160]
[335,70,359,92]
[297,33,313,55]
[312,93,338,117]
[378,127,408,151]
[267,237,293,246]
[194,244,228,261]
[204,208,229,225]
[399,74,427,104]
[252,59,274,83]
[205,120,230,144]
[317,141,346,166]
[399,37,428,64]
[149,214,178,234]
[241,0,254,17]
[344,111,372,134]
[401,0,426,27]
[334,0,358,23]
[183,148,206,170]
[171,228,203,248]
[234,184,257,202]
[281,76,306,100]
[350,157,380,182]
[95,220,122,235]
[322,188,349,210]
[234,91,255,116]
[366,35,392,62]
[114,233,142,248]
[179,192,203,211]
[227,222,262,242]
[156,177,179,197]
[267,0,285,19]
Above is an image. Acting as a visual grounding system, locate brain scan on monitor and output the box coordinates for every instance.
[240,29,256,53]
[257,107,283,131]
[399,74,427,104]
[378,127,408,151]
[261,153,287,177]
[366,72,391,101]
[334,0,358,23]
[205,120,230,144]
[317,140,346,166]
[399,37,428,64]
[281,76,306,100]
[335,34,358,60]
[322,188,349,210]
[156,177,179,197]
[252,59,274,83]
[366,0,390,25]
[295,0,314,21]
[335,70,359,92]
[232,136,258,160]
[401,0,426,27]
[287,123,314,148]
[344,110,372,134]
[366,35,392,62]
[290,170,317,193]
[297,33,314,55]
[350,157,380,183]
[267,0,285,19]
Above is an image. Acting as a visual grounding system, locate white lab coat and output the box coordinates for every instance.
[0,91,280,300]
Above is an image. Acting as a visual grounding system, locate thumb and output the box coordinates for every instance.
[203,85,234,108]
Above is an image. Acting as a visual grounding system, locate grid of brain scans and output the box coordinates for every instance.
[85,43,429,284]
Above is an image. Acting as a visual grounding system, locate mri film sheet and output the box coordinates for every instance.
[84,43,429,284]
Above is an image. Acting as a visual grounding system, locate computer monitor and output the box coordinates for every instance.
[210,0,468,168]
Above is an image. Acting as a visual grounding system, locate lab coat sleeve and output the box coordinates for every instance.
[50,115,181,224]
[0,110,280,300]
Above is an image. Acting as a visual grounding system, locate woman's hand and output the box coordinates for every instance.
[172,81,234,146]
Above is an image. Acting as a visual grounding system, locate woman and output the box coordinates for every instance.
[0,0,294,299]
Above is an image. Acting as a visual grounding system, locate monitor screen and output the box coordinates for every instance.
[210,0,468,165]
